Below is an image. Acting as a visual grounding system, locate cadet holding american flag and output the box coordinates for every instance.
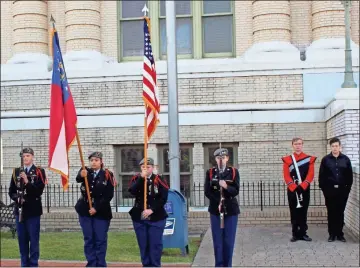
[128,6,169,267]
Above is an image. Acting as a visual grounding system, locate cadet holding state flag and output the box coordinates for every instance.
[75,152,116,267]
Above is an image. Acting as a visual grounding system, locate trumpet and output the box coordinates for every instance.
[293,176,303,208]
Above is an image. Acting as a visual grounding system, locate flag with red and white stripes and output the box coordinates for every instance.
[142,17,160,141]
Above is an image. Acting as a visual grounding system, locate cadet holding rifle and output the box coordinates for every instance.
[8,147,46,267]
[204,148,240,267]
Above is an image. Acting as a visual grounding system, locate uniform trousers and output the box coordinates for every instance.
[288,189,310,237]
[79,215,110,267]
[16,215,41,267]
[210,214,238,267]
[133,219,166,267]
[323,187,350,237]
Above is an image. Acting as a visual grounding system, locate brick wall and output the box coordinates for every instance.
[48,1,66,55]
[0,75,303,111]
[345,170,359,239]
[290,1,312,49]
[326,110,360,164]
[101,1,118,59]
[35,207,327,233]
[0,121,326,206]
[351,1,360,45]
[235,0,252,56]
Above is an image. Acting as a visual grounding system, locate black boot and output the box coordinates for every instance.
[290,236,297,242]
[337,235,346,242]
[328,235,335,242]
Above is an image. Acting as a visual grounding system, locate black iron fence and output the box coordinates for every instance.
[0,181,325,212]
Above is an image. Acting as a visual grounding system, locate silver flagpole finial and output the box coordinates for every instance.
[142,4,149,17]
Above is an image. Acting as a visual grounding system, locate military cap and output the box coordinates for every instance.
[88,151,103,160]
[214,148,228,157]
[22,147,34,155]
[139,157,154,166]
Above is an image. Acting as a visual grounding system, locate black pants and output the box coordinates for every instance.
[323,187,350,237]
[288,188,310,237]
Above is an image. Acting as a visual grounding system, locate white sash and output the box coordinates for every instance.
[291,154,302,184]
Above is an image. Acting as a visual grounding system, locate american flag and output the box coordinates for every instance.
[142,17,160,141]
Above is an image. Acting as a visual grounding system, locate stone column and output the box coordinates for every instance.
[65,1,101,52]
[307,1,359,64]
[12,0,48,55]
[1,1,13,63]
[242,1,300,63]
[312,1,344,41]
[63,1,110,71]
[252,0,291,43]
[4,0,51,73]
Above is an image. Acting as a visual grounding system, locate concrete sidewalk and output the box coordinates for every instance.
[192,225,359,267]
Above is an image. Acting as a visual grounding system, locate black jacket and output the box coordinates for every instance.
[8,165,46,220]
[204,166,240,216]
[75,167,115,220]
[319,153,353,191]
[128,173,169,222]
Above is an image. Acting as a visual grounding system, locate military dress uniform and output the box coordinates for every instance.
[204,148,240,267]
[8,148,46,267]
[282,152,316,242]
[75,152,116,267]
[128,158,169,267]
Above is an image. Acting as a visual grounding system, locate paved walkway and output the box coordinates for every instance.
[0,259,190,267]
[192,225,359,267]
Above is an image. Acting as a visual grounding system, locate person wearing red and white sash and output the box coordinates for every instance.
[282,138,317,242]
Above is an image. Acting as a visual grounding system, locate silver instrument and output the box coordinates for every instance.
[291,154,303,209]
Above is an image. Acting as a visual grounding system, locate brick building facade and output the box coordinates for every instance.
[1,1,359,207]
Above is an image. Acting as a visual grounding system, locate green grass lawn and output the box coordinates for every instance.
[0,231,201,263]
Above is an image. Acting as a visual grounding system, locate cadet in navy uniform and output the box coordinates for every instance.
[128,157,169,267]
[75,152,116,267]
[8,147,46,267]
[204,148,240,267]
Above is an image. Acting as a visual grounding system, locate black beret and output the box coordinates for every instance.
[22,147,34,155]
[214,148,228,157]
[88,152,103,160]
[139,157,154,166]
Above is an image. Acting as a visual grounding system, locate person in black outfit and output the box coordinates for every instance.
[319,137,353,242]
[75,152,116,267]
[8,147,46,267]
[204,148,240,267]
[128,157,169,267]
